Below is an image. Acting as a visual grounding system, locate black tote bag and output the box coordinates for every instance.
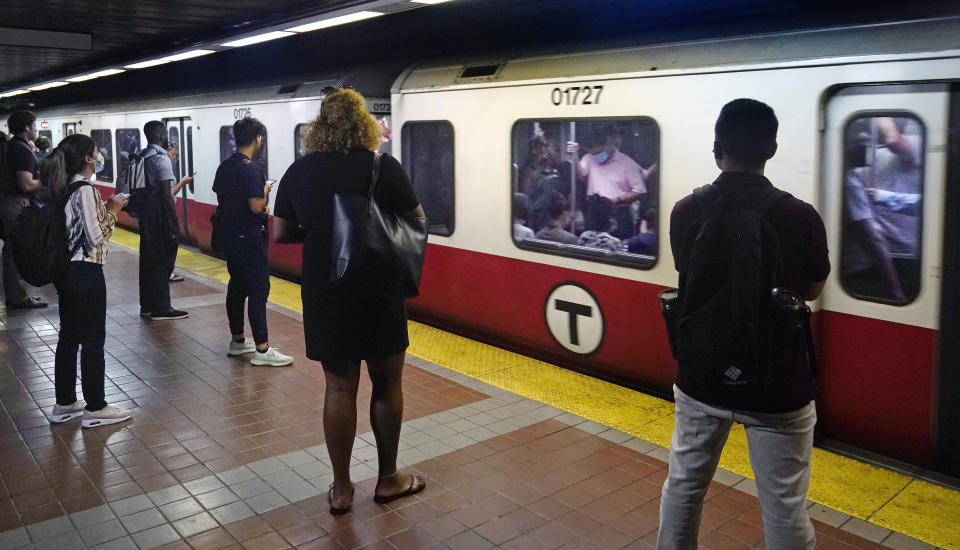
[329,153,429,298]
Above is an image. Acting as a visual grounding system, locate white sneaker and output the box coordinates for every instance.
[228,338,256,356]
[250,347,294,367]
[82,405,132,428]
[50,401,86,423]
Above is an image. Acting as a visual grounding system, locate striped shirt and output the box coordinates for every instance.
[64,175,117,264]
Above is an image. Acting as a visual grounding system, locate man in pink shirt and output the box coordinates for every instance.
[567,133,654,239]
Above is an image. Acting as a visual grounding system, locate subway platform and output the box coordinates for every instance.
[0,231,958,550]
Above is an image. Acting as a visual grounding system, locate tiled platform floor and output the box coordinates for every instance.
[0,245,939,549]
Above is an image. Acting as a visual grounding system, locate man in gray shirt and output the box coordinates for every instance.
[138,121,188,320]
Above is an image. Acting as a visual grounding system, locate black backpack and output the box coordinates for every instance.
[675,183,795,394]
[9,180,89,286]
[0,136,20,197]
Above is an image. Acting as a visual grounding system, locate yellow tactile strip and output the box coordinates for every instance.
[112,228,960,549]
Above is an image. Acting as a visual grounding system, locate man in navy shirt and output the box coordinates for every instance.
[1,110,47,308]
[213,118,292,367]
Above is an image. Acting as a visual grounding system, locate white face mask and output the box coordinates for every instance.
[94,152,104,173]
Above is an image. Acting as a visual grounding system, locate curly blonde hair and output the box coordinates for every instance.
[304,89,381,154]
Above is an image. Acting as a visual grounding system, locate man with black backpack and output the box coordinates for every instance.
[658,99,830,550]
[1,110,48,309]
[137,120,188,320]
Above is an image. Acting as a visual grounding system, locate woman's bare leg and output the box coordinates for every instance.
[366,352,425,500]
[321,360,361,509]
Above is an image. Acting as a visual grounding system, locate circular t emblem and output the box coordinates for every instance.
[544,282,604,355]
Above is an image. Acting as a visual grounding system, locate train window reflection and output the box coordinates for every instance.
[511,118,659,269]
[401,121,454,236]
[115,129,141,179]
[294,123,309,160]
[90,129,113,183]
[840,114,924,305]
[168,127,180,180]
[220,125,268,176]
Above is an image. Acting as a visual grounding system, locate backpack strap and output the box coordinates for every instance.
[692,184,718,217]
[62,180,90,204]
[366,153,383,216]
[753,185,791,215]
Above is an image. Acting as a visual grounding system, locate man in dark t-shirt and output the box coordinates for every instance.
[1,110,47,308]
[658,100,829,550]
[213,118,291,367]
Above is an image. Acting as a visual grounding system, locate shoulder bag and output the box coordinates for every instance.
[329,153,428,298]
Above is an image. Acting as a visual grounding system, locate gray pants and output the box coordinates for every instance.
[658,386,817,550]
[0,196,30,305]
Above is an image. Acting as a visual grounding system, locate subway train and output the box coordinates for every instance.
[9,16,960,476]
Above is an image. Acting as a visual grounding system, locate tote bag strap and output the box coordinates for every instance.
[366,153,383,216]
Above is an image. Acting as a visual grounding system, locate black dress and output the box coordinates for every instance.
[274,150,420,362]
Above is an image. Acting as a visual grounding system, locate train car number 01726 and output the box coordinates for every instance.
[551,85,603,106]
[233,107,252,120]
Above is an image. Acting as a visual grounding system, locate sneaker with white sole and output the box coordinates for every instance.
[250,347,294,367]
[82,405,132,428]
[150,309,189,320]
[228,338,257,356]
[50,401,86,423]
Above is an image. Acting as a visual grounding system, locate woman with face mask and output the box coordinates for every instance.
[44,134,133,428]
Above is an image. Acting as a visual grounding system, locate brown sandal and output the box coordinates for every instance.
[373,473,426,504]
[328,484,353,515]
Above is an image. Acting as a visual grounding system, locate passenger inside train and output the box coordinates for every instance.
[841,115,923,304]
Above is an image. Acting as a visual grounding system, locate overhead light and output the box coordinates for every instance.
[125,49,216,69]
[286,11,383,33]
[28,81,69,91]
[409,0,454,4]
[67,68,126,82]
[223,31,293,48]
[0,89,29,98]
[40,121,49,128]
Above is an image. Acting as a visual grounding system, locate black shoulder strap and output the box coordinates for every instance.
[754,186,791,215]
[60,180,90,204]
[366,153,383,214]
[692,184,718,217]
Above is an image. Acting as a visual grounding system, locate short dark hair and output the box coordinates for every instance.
[547,191,570,219]
[233,117,265,148]
[641,207,657,226]
[513,193,531,220]
[8,110,36,134]
[583,195,614,233]
[144,120,166,144]
[35,136,51,151]
[715,98,778,167]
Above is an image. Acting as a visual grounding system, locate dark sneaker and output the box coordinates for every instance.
[9,297,47,309]
[140,310,151,318]
[150,309,189,320]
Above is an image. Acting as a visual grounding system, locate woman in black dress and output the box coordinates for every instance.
[274,89,426,513]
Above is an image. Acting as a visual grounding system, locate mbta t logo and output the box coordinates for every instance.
[543,282,605,355]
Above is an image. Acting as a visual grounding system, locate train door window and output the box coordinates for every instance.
[220,125,268,176]
[510,118,660,269]
[294,123,309,160]
[90,129,113,183]
[63,122,76,136]
[115,128,141,177]
[840,114,924,305]
[168,127,181,180]
[186,127,194,176]
[38,129,52,144]
[401,121,454,236]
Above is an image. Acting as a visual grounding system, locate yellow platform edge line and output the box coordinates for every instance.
[113,229,959,549]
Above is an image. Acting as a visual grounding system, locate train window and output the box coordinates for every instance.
[38,129,52,145]
[294,123,309,160]
[90,130,113,183]
[401,121,454,236]
[168,127,181,180]
[220,125,268,176]
[115,128,141,178]
[511,118,660,269]
[186,127,194,176]
[840,114,924,305]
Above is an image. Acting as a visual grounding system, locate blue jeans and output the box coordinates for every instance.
[225,226,270,345]
[658,386,817,550]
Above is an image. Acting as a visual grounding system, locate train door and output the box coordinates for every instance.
[164,117,195,243]
[63,122,77,137]
[820,84,950,470]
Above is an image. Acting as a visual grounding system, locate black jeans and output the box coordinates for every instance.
[54,262,107,411]
[225,226,270,345]
[139,251,176,312]
[138,201,178,313]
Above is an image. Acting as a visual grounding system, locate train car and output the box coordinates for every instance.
[12,17,960,476]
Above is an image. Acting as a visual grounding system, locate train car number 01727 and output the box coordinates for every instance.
[551,85,603,106]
